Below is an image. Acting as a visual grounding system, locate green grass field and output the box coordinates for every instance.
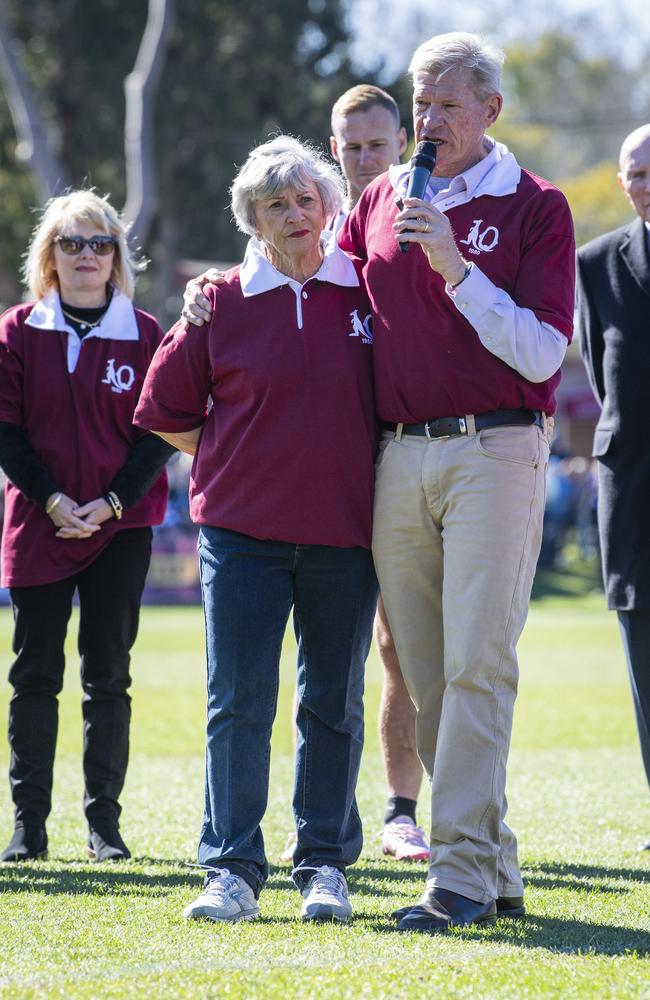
[0,583,648,999]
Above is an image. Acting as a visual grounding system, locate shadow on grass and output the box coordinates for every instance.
[353,859,650,956]
[349,860,650,898]
[3,858,645,899]
[0,860,409,898]
[0,858,199,896]
[523,860,650,890]
[361,912,650,956]
[351,862,425,891]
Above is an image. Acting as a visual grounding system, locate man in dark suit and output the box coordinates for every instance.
[577,124,650,850]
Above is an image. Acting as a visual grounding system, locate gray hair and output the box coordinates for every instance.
[408,32,504,100]
[230,135,345,237]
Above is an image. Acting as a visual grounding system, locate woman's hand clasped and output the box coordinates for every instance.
[46,493,112,539]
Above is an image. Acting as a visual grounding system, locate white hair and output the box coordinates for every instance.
[230,135,345,236]
[408,32,504,100]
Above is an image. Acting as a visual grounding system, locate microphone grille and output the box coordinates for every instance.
[411,141,437,171]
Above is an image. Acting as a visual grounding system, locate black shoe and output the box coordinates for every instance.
[396,887,497,934]
[88,826,131,862]
[0,823,48,862]
[639,839,650,851]
[495,895,525,918]
[393,893,525,921]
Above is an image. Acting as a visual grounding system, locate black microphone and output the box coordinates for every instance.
[398,140,437,253]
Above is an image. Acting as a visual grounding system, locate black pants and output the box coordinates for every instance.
[7,528,152,828]
[617,610,650,790]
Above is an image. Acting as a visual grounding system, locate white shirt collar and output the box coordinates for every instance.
[239,227,359,297]
[389,137,521,204]
[25,288,139,373]
[26,287,140,341]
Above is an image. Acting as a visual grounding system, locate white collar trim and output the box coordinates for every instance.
[26,287,140,341]
[240,227,359,297]
[389,138,521,204]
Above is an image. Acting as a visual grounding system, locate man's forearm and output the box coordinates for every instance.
[152,427,202,456]
[446,265,568,382]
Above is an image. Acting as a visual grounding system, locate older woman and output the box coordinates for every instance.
[134,136,378,923]
[0,191,174,863]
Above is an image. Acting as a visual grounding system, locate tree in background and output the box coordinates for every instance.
[498,34,631,172]
[0,1,150,306]
[492,31,647,244]
[0,0,174,253]
[0,8,647,315]
[0,0,358,319]
[559,164,631,247]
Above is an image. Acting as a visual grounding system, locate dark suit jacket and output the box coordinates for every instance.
[577,216,650,610]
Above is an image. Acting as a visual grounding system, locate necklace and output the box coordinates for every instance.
[61,303,108,333]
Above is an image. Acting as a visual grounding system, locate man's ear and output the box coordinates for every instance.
[484,93,503,129]
[330,136,340,163]
[397,127,408,158]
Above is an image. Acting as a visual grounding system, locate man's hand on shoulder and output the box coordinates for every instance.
[181,269,227,329]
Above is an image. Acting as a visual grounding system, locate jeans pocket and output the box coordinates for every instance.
[475,425,542,468]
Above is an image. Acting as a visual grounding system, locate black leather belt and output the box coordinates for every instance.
[383,408,543,440]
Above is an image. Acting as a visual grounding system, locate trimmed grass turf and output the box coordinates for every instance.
[0,590,648,999]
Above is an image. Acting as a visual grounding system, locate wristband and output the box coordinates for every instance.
[106,491,123,520]
[450,262,473,290]
[45,492,62,515]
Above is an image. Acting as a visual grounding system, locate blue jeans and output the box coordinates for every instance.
[197,526,377,896]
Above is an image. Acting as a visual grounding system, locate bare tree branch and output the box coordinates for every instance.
[0,7,69,199]
[123,0,175,247]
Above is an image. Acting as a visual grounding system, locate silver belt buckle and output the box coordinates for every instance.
[425,417,467,440]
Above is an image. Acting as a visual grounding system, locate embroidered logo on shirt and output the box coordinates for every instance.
[459,219,499,254]
[102,358,136,393]
[348,310,373,344]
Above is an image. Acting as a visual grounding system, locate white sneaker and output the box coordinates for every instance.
[300,865,352,922]
[278,831,297,864]
[183,868,260,922]
[382,815,430,862]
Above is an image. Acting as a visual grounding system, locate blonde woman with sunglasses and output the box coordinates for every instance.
[0,190,174,863]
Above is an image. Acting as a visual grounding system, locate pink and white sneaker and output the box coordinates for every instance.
[382,815,430,862]
[278,831,297,864]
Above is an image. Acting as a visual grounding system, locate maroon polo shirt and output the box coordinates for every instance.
[0,298,168,586]
[134,269,376,549]
[339,171,575,423]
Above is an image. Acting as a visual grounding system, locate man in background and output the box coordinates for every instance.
[329,86,430,864]
[577,124,650,850]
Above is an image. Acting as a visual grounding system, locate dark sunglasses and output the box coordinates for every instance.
[53,235,116,256]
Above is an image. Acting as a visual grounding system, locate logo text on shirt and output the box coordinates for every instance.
[102,358,135,393]
[460,219,499,254]
[348,309,373,344]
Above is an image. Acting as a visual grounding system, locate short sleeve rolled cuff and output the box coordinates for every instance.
[445,263,568,384]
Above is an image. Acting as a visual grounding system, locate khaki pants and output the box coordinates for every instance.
[372,422,549,903]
